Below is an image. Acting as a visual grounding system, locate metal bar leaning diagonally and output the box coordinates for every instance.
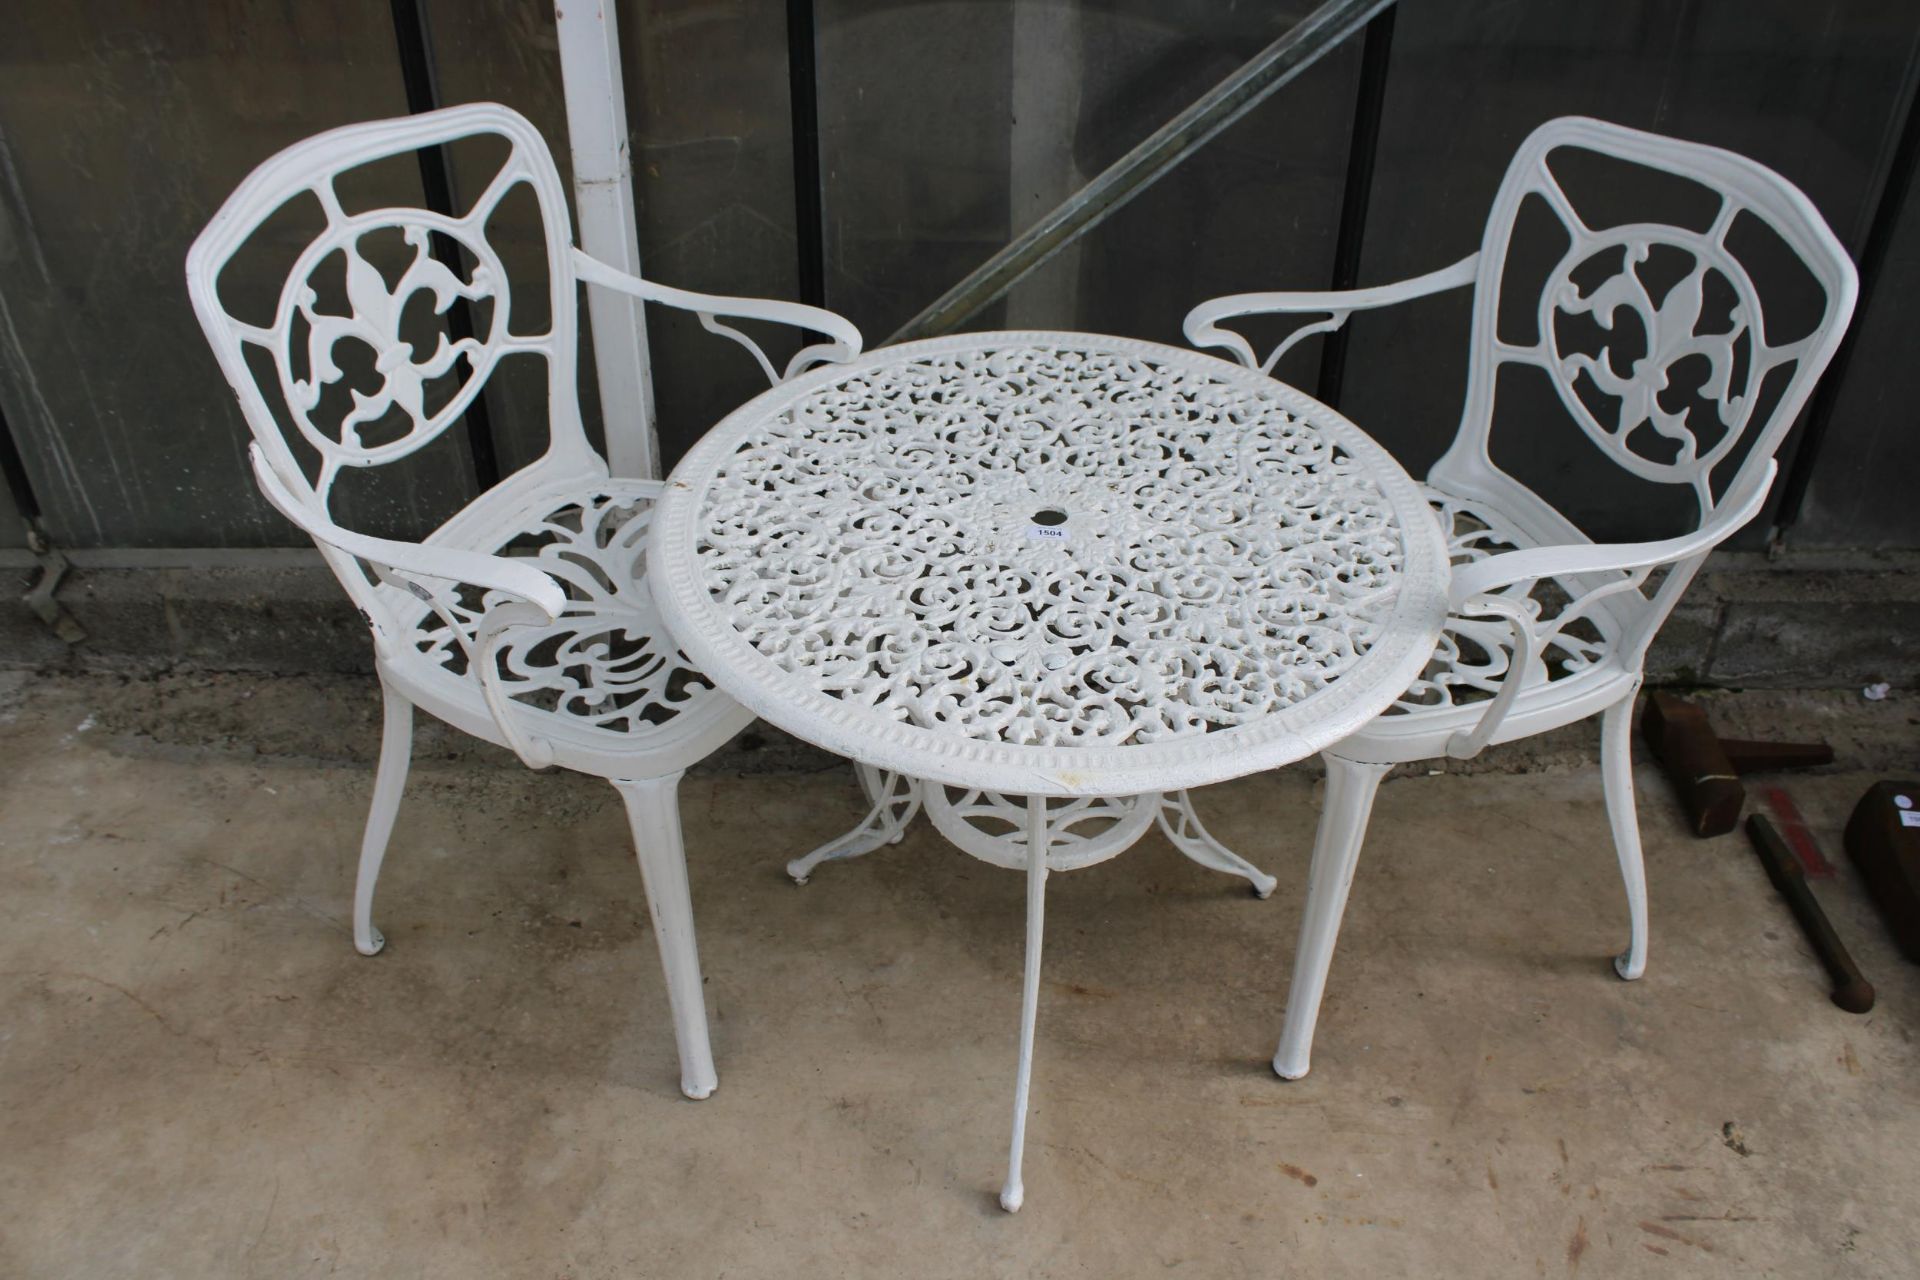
[886,0,1398,344]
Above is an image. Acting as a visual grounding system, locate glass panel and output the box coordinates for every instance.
[1340,0,1920,546]
[0,2,479,547]
[816,0,1361,361]
[422,0,595,479]
[430,0,802,474]
[618,0,804,467]
[0,471,22,548]
[1796,136,1920,549]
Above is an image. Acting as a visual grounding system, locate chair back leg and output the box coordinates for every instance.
[353,676,415,957]
[615,772,719,1100]
[1274,753,1391,1080]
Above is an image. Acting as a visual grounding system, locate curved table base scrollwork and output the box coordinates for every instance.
[790,768,1277,898]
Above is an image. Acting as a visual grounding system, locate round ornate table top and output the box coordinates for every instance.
[648,332,1449,796]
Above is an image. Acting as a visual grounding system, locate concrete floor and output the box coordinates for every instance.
[1,671,1916,1278]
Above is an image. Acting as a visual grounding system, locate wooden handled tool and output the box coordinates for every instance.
[1746,814,1874,1013]
[1643,693,1833,837]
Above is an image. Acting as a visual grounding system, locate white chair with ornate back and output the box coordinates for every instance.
[185,102,863,1099]
[1184,116,1856,1079]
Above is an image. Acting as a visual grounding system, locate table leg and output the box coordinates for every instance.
[1157,791,1278,897]
[786,765,923,883]
[1000,793,1052,1213]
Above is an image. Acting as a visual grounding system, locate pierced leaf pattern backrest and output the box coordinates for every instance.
[281,218,504,473]
[1450,118,1855,522]
[188,105,591,517]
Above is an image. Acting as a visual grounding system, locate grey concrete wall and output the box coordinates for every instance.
[5,548,1914,692]
[0,1,804,550]
[1643,550,1920,688]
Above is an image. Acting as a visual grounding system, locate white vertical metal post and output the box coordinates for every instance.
[1006,0,1085,328]
[555,0,660,479]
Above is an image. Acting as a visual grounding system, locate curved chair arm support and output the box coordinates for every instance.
[1183,254,1481,374]
[1449,461,1777,602]
[472,600,561,769]
[1444,593,1542,760]
[572,250,864,384]
[251,445,566,768]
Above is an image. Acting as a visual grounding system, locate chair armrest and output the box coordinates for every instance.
[572,249,863,383]
[250,447,566,617]
[1183,254,1480,374]
[1437,462,1776,760]
[251,446,567,768]
[1447,461,1777,606]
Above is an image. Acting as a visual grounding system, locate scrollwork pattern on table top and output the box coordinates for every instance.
[691,344,1409,750]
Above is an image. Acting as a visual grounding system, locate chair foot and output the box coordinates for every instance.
[1272,1050,1310,1081]
[682,1077,717,1101]
[352,676,412,961]
[999,1181,1024,1213]
[1601,692,1651,985]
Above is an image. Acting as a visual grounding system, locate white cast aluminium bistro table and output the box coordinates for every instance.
[647,331,1449,1211]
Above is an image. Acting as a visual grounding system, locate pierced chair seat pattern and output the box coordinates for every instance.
[399,482,730,747]
[1392,485,1619,716]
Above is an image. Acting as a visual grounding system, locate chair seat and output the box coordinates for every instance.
[1341,485,1638,760]
[377,477,753,775]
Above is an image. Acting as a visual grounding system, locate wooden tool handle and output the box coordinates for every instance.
[1747,815,1874,1013]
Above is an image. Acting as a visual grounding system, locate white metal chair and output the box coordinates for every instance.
[1185,116,1857,1079]
[185,103,862,1099]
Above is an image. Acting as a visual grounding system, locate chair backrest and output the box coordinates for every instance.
[1435,116,1855,538]
[1430,116,1856,664]
[186,104,600,626]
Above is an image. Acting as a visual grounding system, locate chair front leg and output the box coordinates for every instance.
[614,772,719,1100]
[1274,753,1391,1080]
[1601,689,1649,981]
[353,675,414,956]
